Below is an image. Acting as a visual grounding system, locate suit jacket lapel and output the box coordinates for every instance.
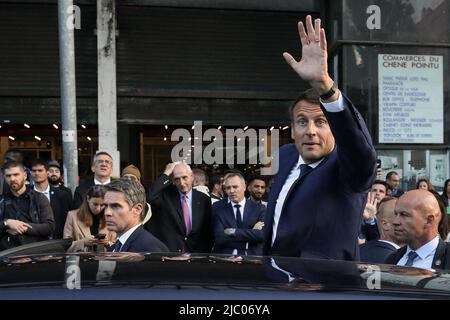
[120,225,142,252]
[171,190,186,234]
[432,238,446,269]
[191,191,201,233]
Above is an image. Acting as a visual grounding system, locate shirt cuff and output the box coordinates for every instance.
[365,219,376,225]
[320,91,345,112]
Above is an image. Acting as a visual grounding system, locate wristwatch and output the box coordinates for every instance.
[319,82,337,100]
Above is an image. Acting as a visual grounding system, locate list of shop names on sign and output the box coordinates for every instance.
[378,54,443,143]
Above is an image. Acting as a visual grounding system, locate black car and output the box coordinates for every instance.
[1,240,450,301]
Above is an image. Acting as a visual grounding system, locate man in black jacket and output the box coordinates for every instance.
[146,162,213,253]
[0,161,54,250]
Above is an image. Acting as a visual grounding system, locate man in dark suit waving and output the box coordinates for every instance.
[264,15,377,260]
[104,178,168,253]
[146,162,213,253]
[213,172,266,256]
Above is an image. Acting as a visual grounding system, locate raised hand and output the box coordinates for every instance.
[363,192,378,221]
[283,15,335,96]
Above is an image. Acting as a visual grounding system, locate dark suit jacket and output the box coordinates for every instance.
[264,94,377,261]
[49,185,72,239]
[119,225,169,253]
[359,240,398,264]
[212,199,266,255]
[360,221,380,242]
[385,238,450,270]
[73,178,95,209]
[146,174,213,253]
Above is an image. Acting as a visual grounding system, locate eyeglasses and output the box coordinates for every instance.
[95,159,113,165]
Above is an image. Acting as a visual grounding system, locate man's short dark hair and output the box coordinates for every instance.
[386,171,399,180]
[3,160,25,171]
[372,180,389,192]
[247,175,266,186]
[289,88,320,122]
[31,159,49,171]
[208,175,223,190]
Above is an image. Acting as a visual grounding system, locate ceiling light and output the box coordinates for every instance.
[87,136,92,141]
[81,124,86,129]
[24,123,30,128]
[34,136,41,141]
[53,124,59,129]
[8,136,15,141]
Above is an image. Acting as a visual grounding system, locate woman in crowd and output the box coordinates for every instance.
[416,179,434,191]
[63,185,116,252]
[442,179,450,207]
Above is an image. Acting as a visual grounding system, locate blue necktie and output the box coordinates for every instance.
[404,251,418,267]
[299,164,313,179]
[113,239,122,252]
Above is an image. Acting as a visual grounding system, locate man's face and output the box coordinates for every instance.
[378,199,398,240]
[387,174,400,189]
[92,154,113,179]
[172,165,193,194]
[224,176,246,203]
[104,191,142,234]
[248,179,266,201]
[32,164,48,184]
[4,166,27,192]
[291,100,335,164]
[371,183,387,201]
[48,167,61,183]
[393,198,427,245]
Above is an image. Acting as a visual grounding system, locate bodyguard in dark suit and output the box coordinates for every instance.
[360,196,402,264]
[31,160,72,239]
[213,172,266,256]
[264,16,376,261]
[73,152,113,209]
[385,190,450,270]
[104,179,168,253]
[146,162,213,253]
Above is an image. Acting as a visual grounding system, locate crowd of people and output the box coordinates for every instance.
[0,15,449,272]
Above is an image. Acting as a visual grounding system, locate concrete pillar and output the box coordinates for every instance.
[97,0,120,176]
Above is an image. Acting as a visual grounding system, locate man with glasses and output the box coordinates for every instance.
[73,152,114,209]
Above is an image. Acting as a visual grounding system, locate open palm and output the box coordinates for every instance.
[283,15,329,84]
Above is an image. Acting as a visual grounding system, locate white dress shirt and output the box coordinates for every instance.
[34,184,51,202]
[94,178,111,185]
[271,94,346,246]
[397,236,439,271]
[115,224,141,252]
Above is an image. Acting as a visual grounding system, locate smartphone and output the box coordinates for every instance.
[377,159,382,169]
[94,233,106,240]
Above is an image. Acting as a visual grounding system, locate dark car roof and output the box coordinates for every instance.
[1,249,450,299]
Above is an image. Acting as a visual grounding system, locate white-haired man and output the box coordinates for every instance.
[147,162,213,253]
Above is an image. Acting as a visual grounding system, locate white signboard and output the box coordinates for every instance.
[378,54,443,143]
